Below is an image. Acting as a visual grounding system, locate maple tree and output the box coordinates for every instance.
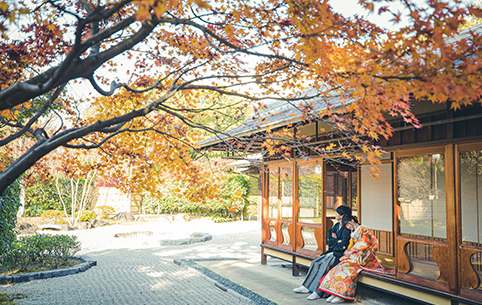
[0,0,481,197]
[52,146,97,226]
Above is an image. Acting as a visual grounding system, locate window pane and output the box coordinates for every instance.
[398,154,446,239]
[281,222,290,245]
[351,171,358,212]
[471,252,482,291]
[268,168,279,219]
[325,167,356,218]
[301,226,318,251]
[298,164,322,223]
[268,220,277,242]
[280,167,293,220]
[406,242,440,281]
[460,150,482,244]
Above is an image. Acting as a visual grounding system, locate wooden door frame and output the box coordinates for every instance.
[393,145,455,293]
[455,141,482,298]
[294,158,327,255]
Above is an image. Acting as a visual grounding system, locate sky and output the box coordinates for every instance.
[330,0,478,30]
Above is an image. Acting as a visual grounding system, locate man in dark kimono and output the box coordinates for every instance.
[292,205,352,300]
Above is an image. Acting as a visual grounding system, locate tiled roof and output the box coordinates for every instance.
[198,87,349,147]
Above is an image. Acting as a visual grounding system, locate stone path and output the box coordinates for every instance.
[1,219,262,305]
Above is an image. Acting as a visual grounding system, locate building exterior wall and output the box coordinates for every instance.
[94,187,131,213]
[258,103,482,303]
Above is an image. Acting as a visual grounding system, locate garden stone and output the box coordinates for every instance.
[157,215,171,222]
[16,222,37,234]
[60,224,74,231]
[76,222,94,230]
[115,212,135,222]
[91,219,108,226]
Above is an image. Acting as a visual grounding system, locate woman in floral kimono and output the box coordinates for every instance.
[318,214,393,303]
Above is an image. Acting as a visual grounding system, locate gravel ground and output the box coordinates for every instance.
[1,218,265,305]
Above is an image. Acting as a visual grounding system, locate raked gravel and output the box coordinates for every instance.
[1,218,266,305]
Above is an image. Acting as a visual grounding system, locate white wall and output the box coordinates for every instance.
[95,187,131,213]
[360,163,393,231]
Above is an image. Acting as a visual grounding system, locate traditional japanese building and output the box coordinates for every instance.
[200,92,482,305]
[199,25,482,304]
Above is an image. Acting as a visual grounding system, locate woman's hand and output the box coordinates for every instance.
[343,249,353,257]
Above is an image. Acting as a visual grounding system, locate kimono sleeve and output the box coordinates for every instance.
[332,226,351,258]
[351,227,378,255]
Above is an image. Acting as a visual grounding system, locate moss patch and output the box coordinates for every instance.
[0,292,26,305]
[0,257,82,276]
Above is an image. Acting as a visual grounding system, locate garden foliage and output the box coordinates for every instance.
[0,170,20,264]
[24,177,69,217]
[144,173,258,221]
[0,234,81,273]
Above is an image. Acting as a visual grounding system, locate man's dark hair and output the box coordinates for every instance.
[336,205,352,217]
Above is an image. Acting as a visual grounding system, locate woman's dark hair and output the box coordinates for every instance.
[335,205,352,217]
[342,214,359,228]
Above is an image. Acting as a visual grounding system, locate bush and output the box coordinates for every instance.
[0,234,81,273]
[78,210,97,222]
[209,214,237,223]
[40,209,68,224]
[142,172,259,222]
[41,209,64,218]
[96,205,115,219]
[25,177,68,216]
[0,176,20,264]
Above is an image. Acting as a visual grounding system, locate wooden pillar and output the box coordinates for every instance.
[445,144,459,294]
[292,161,299,251]
[293,256,299,276]
[356,166,361,224]
[292,161,299,275]
[393,152,402,276]
[348,170,352,210]
[447,104,454,140]
[390,161,395,260]
[321,159,327,253]
[261,167,269,265]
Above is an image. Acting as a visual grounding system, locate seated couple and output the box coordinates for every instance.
[294,209,392,303]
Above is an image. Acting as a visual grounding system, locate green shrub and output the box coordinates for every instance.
[0,234,81,273]
[78,210,97,222]
[142,172,259,221]
[25,177,68,215]
[96,205,115,219]
[24,203,46,217]
[210,214,236,223]
[41,209,64,218]
[0,175,20,265]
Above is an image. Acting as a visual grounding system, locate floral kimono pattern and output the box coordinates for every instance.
[318,225,394,301]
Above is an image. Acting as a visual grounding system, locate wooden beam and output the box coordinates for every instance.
[243,139,256,153]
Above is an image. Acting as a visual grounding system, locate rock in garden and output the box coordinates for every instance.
[16,222,38,234]
[91,219,109,226]
[60,224,74,231]
[115,212,135,222]
[76,222,94,230]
